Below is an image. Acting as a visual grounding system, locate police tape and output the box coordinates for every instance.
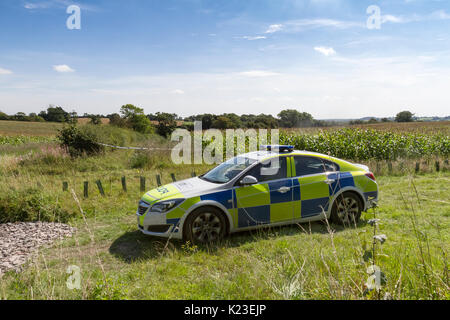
[96,142,172,151]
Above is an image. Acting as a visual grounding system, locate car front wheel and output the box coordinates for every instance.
[330,192,362,226]
[183,207,226,244]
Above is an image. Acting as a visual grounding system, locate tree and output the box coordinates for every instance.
[0,111,9,120]
[89,115,102,125]
[119,104,152,133]
[108,113,127,127]
[13,112,29,121]
[212,116,234,129]
[395,111,414,122]
[277,109,314,128]
[39,105,71,122]
[155,112,177,137]
[120,104,144,119]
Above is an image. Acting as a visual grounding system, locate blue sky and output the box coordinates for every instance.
[0,0,449,118]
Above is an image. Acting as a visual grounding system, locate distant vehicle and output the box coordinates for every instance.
[136,146,378,243]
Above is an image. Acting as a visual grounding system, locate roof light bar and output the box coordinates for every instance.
[262,145,294,153]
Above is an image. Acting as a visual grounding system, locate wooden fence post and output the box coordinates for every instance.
[156,174,162,187]
[140,176,146,192]
[83,181,89,198]
[96,180,105,196]
[121,176,127,192]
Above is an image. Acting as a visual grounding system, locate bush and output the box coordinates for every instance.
[57,125,104,157]
[0,188,72,223]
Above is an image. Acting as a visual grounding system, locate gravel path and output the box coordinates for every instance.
[0,222,76,277]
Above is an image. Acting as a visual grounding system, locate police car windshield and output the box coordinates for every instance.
[200,157,257,184]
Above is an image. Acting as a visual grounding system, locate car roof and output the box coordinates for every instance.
[243,150,328,162]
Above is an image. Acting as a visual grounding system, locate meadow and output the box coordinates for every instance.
[0,120,448,300]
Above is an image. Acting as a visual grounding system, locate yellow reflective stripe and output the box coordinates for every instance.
[290,156,296,177]
[287,157,292,177]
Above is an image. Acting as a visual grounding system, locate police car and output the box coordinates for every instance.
[136,146,378,243]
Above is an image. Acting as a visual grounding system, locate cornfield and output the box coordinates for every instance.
[279,128,449,161]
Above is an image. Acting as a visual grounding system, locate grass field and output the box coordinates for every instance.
[0,121,448,300]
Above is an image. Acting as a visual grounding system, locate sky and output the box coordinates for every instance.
[0,0,449,119]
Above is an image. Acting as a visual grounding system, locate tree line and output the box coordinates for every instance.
[0,104,419,137]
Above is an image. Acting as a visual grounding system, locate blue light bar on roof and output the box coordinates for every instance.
[262,145,294,153]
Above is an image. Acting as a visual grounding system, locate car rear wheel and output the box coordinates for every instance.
[330,192,362,226]
[184,207,226,244]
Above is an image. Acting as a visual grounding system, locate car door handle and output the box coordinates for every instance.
[277,186,290,193]
[325,179,335,185]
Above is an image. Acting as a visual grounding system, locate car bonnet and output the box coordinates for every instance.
[141,177,223,205]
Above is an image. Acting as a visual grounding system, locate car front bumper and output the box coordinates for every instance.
[137,212,182,239]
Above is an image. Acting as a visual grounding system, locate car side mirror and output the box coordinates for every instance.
[240,175,258,186]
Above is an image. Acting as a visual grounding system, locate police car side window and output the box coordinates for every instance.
[294,156,326,176]
[246,157,287,183]
[322,159,339,172]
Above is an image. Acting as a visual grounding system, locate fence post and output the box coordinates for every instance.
[156,174,162,187]
[171,173,177,182]
[121,176,127,192]
[83,181,89,198]
[63,181,68,192]
[140,176,146,192]
[96,180,105,196]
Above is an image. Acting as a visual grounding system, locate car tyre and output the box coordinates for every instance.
[183,207,227,244]
[330,192,362,226]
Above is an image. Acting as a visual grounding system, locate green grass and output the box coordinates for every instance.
[0,167,448,299]
[0,122,448,300]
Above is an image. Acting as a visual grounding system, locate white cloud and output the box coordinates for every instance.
[53,65,75,73]
[265,24,283,34]
[241,36,267,40]
[314,46,336,56]
[381,15,406,24]
[380,10,450,25]
[24,0,98,11]
[0,68,13,75]
[239,70,280,77]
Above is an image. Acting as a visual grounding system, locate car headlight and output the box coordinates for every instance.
[151,198,184,213]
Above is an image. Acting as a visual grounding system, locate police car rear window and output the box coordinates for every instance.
[293,156,338,176]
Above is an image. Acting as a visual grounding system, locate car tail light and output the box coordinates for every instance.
[365,172,376,181]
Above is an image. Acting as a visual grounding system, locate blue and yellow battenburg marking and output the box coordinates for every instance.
[139,155,378,231]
